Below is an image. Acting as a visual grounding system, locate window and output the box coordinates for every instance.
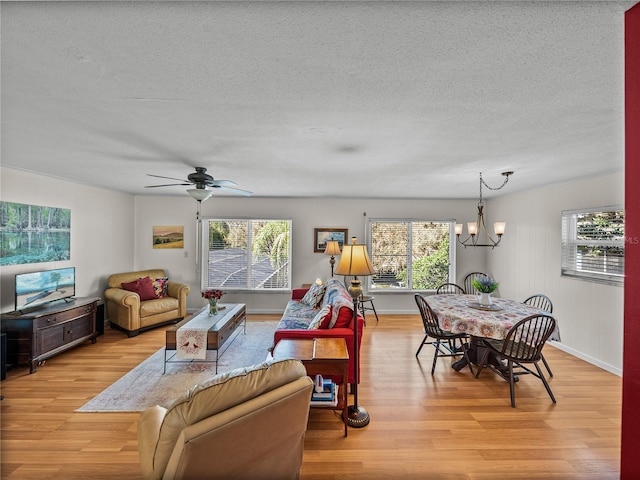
[367,219,455,291]
[201,218,291,291]
[561,206,624,286]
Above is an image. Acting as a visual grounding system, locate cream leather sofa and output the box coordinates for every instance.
[138,359,314,480]
[104,269,190,337]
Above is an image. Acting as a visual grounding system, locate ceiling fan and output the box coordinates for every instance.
[145,167,252,200]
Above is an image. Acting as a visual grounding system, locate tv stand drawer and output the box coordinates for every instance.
[35,304,94,329]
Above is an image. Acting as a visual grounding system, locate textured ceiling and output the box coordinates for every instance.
[0,1,634,199]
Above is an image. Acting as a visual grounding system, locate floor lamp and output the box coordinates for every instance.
[324,240,342,277]
[335,237,375,428]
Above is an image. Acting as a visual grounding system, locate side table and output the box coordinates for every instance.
[272,337,349,437]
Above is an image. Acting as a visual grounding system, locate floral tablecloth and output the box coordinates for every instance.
[427,294,560,341]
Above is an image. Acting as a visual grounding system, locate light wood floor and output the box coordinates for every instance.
[1,314,621,479]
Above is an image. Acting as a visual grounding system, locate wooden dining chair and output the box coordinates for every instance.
[463,272,491,294]
[414,294,473,375]
[475,314,557,408]
[436,283,465,295]
[523,294,554,377]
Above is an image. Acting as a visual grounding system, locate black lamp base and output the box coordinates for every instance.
[347,404,370,428]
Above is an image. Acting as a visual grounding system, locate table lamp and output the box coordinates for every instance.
[335,236,375,428]
[324,240,342,277]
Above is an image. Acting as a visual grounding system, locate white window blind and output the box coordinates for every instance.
[368,219,455,291]
[561,207,624,286]
[201,219,291,291]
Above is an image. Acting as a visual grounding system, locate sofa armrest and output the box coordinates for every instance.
[138,405,168,480]
[291,288,309,301]
[104,287,140,307]
[167,281,190,299]
[167,281,191,318]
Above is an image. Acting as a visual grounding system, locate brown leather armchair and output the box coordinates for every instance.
[104,269,190,336]
[137,359,314,480]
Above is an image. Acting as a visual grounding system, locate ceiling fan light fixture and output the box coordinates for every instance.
[187,188,214,202]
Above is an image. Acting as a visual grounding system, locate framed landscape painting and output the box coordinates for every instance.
[153,226,184,249]
[314,228,348,253]
[0,201,71,265]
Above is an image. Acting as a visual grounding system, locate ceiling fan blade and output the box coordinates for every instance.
[210,179,238,187]
[145,183,191,188]
[147,173,191,183]
[216,185,253,196]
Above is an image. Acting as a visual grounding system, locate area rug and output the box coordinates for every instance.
[76,321,278,412]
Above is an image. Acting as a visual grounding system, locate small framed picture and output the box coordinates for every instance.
[314,228,348,253]
[153,225,184,249]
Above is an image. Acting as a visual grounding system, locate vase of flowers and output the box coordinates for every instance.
[472,278,499,306]
[202,289,224,315]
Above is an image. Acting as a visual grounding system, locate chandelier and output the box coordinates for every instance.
[455,171,513,248]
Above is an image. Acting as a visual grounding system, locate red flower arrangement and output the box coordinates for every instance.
[202,289,224,300]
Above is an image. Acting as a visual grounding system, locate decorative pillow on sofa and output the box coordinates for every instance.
[121,276,157,301]
[322,278,354,326]
[153,277,169,298]
[308,305,332,330]
[332,306,354,329]
[300,283,326,308]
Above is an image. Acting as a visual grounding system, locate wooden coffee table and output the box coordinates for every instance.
[272,337,349,436]
[164,303,246,373]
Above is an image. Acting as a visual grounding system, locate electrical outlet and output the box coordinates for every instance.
[184,251,188,258]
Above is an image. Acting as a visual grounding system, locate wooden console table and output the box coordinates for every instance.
[164,303,246,373]
[0,297,99,373]
[272,337,349,436]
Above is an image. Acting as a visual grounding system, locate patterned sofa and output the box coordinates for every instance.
[273,278,364,384]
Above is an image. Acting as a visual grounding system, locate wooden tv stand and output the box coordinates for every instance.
[0,297,99,373]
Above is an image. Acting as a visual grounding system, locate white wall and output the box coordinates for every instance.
[0,167,135,312]
[488,172,625,374]
[2,166,623,373]
[133,195,486,314]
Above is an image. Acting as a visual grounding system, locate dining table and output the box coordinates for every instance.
[426,294,559,374]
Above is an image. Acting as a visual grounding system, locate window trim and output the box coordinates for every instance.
[561,206,624,287]
[366,218,457,292]
[200,217,292,292]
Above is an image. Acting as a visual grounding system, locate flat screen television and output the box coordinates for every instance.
[15,267,76,312]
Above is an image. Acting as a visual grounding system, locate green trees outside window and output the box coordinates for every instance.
[369,220,454,291]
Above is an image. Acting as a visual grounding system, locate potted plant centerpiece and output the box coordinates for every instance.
[472,277,499,306]
[202,289,224,315]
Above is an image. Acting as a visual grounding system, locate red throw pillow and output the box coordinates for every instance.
[332,307,353,329]
[121,276,157,301]
[318,305,333,329]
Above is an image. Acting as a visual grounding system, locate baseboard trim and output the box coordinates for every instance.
[548,341,622,377]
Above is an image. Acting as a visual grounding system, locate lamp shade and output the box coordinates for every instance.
[324,240,342,256]
[335,243,375,277]
[187,188,214,202]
